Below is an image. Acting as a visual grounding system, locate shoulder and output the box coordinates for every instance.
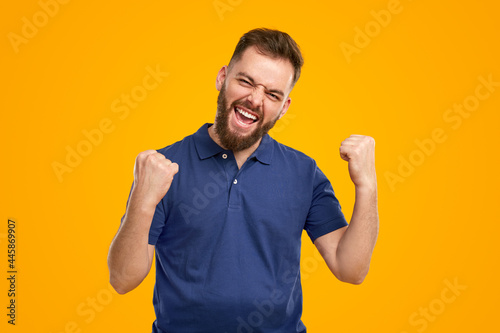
[156,132,195,160]
[272,139,318,169]
[270,138,332,187]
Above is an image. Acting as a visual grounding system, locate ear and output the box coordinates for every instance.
[216,66,228,91]
[278,97,292,120]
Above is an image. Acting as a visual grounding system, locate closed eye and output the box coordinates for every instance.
[239,79,252,86]
[267,92,279,100]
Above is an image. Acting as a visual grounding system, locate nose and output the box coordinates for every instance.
[247,86,265,110]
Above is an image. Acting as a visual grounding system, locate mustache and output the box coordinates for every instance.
[230,100,262,118]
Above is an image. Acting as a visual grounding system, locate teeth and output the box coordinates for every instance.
[236,107,257,121]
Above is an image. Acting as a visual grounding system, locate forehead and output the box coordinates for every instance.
[229,46,295,93]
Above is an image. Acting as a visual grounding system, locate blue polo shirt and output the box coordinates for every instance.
[147,123,347,333]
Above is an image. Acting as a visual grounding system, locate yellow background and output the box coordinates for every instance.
[2,0,499,332]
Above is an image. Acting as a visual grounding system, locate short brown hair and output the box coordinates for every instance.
[228,28,304,88]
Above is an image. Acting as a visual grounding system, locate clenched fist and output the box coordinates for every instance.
[339,135,376,189]
[131,150,179,210]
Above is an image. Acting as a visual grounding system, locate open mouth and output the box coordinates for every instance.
[234,106,259,126]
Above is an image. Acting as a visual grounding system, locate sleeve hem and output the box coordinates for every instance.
[307,217,348,243]
[148,234,159,245]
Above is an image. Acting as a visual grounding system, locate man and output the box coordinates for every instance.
[108,28,379,332]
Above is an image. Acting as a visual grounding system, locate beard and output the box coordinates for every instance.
[214,83,280,152]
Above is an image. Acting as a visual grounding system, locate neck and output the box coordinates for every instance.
[208,124,262,169]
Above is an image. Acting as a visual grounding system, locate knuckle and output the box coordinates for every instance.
[139,149,155,157]
[137,151,147,161]
[161,161,172,172]
[145,153,156,163]
[146,153,164,167]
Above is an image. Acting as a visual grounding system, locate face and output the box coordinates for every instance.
[213,46,294,151]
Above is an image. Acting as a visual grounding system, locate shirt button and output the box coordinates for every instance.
[222,153,227,159]
[233,179,238,185]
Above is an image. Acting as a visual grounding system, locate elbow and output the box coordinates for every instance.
[113,287,130,295]
[338,274,365,285]
[109,275,132,295]
[108,262,129,294]
[337,266,369,285]
[347,275,366,285]
[108,257,138,295]
[108,262,135,295]
[108,263,148,294]
[107,263,149,295]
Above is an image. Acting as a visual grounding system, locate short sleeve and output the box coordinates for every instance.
[148,198,167,245]
[304,164,348,243]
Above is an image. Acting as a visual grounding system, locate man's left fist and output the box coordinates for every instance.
[339,135,377,188]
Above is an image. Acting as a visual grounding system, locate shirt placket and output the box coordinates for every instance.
[219,151,240,211]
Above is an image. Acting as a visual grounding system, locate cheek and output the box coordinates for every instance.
[227,84,253,101]
[263,104,284,122]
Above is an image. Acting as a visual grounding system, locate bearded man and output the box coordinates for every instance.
[108,28,379,333]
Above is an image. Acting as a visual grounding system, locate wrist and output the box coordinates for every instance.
[123,195,157,232]
[354,181,377,195]
[129,188,160,214]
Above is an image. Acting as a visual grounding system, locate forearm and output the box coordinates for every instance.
[336,184,379,284]
[108,195,155,294]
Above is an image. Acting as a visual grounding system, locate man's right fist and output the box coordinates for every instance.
[132,150,179,209]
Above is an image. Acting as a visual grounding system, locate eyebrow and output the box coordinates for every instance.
[236,72,285,98]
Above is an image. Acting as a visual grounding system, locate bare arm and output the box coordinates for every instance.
[108,196,156,294]
[314,135,379,285]
[108,150,178,294]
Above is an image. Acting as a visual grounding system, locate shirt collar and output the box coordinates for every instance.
[193,123,274,165]
[193,123,225,160]
[250,132,273,165]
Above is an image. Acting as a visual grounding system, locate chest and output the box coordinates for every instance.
[161,156,313,246]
